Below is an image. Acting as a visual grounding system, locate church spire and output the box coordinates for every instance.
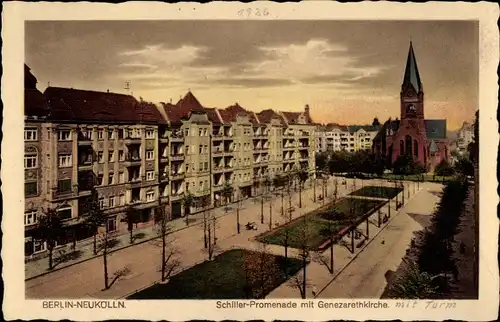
[402,41,422,93]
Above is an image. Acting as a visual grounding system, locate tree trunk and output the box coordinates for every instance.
[330,242,334,274]
[185,207,189,226]
[378,209,381,227]
[284,234,288,277]
[208,225,212,261]
[129,227,133,244]
[302,249,307,299]
[299,183,302,208]
[281,191,284,218]
[288,195,292,222]
[93,233,97,255]
[161,230,166,281]
[269,202,272,230]
[313,179,316,202]
[103,241,109,289]
[48,247,53,270]
[366,217,369,238]
[203,212,208,249]
[351,228,355,253]
[72,229,77,250]
[237,207,240,234]
[213,216,217,245]
[260,197,264,224]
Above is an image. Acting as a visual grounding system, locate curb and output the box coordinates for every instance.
[314,187,424,298]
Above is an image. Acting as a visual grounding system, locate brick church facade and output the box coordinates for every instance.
[373,42,449,172]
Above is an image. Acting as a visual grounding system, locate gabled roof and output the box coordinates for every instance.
[257,109,285,125]
[347,125,381,133]
[425,119,447,139]
[176,91,205,112]
[44,87,165,124]
[402,41,423,93]
[220,103,260,124]
[25,88,50,118]
[281,111,303,124]
[163,91,208,123]
[204,108,224,124]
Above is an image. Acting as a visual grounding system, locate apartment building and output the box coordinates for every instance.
[24,66,316,256]
[456,121,474,154]
[315,123,380,153]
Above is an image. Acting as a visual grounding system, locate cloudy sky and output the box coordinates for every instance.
[26,20,478,129]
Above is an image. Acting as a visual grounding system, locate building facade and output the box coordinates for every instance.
[456,121,474,154]
[315,123,380,153]
[372,42,449,171]
[24,65,316,257]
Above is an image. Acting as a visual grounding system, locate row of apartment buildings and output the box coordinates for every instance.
[24,65,316,256]
[314,121,381,153]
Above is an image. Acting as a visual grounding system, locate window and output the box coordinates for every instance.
[185,145,190,155]
[199,162,203,171]
[58,154,72,167]
[99,198,105,209]
[57,206,72,220]
[204,145,208,153]
[98,151,104,163]
[24,128,37,141]
[119,194,125,205]
[119,172,125,183]
[25,182,37,196]
[119,150,125,161]
[108,173,114,185]
[107,217,117,232]
[57,179,72,193]
[33,240,47,253]
[118,129,124,139]
[186,164,190,173]
[108,151,114,163]
[25,211,37,226]
[186,182,190,191]
[108,129,114,140]
[146,171,155,181]
[58,130,71,141]
[24,155,37,169]
[146,130,154,139]
[204,162,208,170]
[199,145,202,153]
[146,191,155,201]
[108,196,115,208]
[97,130,104,140]
[199,181,203,190]
[98,174,104,186]
[146,150,154,160]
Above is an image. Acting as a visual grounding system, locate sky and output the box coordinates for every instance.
[25,20,478,130]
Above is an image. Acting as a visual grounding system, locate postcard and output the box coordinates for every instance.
[2,1,499,321]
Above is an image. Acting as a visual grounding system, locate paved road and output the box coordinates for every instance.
[316,182,442,298]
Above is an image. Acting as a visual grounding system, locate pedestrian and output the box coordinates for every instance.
[312,286,317,297]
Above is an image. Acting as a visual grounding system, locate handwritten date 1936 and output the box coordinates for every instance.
[237,8,270,18]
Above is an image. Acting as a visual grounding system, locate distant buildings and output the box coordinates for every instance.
[24,64,316,257]
[456,121,474,154]
[315,122,381,153]
[372,42,449,172]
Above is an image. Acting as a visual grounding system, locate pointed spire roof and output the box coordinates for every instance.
[402,41,422,93]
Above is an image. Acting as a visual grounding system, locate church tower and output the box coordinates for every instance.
[400,41,424,120]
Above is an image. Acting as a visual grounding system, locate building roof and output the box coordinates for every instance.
[347,125,381,133]
[204,108,224,124]
[281,111,303,124]
[176,90,205,112]
[44,87,166,124]
[425,119,447,139]
[257,109,284,124]
[402,41,423,93]
[25,88,50,118]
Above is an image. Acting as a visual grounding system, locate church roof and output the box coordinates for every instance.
[402,41,423,93]
[425,119,446,139]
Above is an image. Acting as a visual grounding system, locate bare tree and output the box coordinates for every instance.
[98,226,112,290]
[81,187,105,255]
[205,211,219,261]
[153,202,180,282]
[124,205,139,244]
[288,214,312,298]
[243,245,281,299]
[197,196,211,249]
[34,207,64,270]
[235,188,243,234]
[289,271,311,299]
[297,168,309,208]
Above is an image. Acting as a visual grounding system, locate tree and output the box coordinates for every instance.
[235,189,243,234]
[315,152,328,172]
[221,181,234,213]
[181,192,194,226]
[124,205,139,244]
[243,246,281,299]
[34,207,64,270]
[387,259,439,299]
[99,224,112,289]
[197,196,211,249]
[435,160,455,177]
[205,211,219,261]
[153,202,180,282]
[454,158,474,177]
[297,168,309,208]
[81,188,106,255]
[273,174,287,221]
[290,215,311,298]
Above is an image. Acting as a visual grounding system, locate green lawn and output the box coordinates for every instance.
[127,249,302,299]
[350,186,403,199]
[259,198,386,250]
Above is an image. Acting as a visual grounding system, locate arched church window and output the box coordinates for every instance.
[414,140,419,157]
[405,135,413,156]
[399,140,404,156]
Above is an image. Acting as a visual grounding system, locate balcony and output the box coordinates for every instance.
[159,134,169,143]
[213,183,224,192]
[124,136,141,145]
[212,132,224,138]
[224,164,234,171]
[171,172,185,180]
[223,134,233,140]
[213,166,224,174]
[213,149,224,156]
[78,138,92,146]
[160,155,169,163]
[52,189,76,201]
[160,173,169,183]
[170,191,184,201]
[194,189,210,197]
[126,178,142,189]
[171,132,184,142]
[78,161,93,171]
[170,153,184,162]
[124,154,141,166]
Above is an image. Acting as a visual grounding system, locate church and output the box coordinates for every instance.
[372,42,449,172]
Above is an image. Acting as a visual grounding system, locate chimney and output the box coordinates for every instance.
[107,89,110,93]
[304,104,310,122]
[169,98,172,104]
